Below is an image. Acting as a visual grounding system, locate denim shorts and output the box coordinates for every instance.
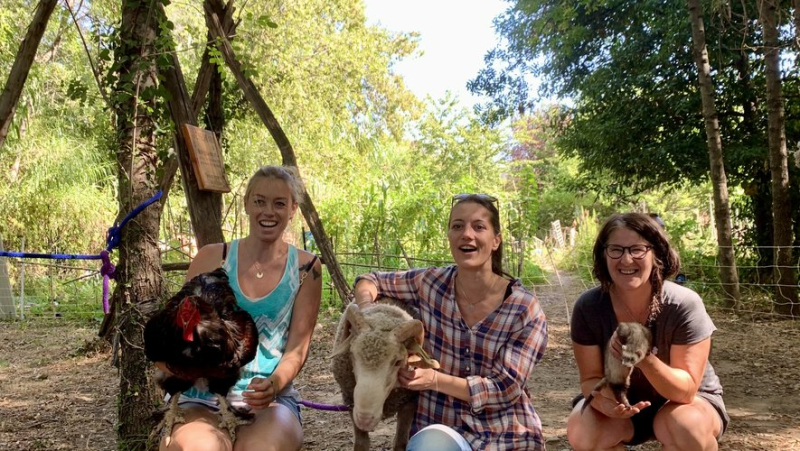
[177,395,302,426]
[274,395,302,425]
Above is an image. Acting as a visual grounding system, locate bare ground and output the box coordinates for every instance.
[1,275,799,450]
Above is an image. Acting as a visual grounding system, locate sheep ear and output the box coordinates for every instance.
[393,319,423,344]
[331,303,365,357]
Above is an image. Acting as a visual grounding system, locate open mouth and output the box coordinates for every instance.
[458,245,478,253]
[619,269,638,275]
[258,220,278,228]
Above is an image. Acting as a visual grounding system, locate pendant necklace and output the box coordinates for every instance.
[253,260,264,279]
[250,245,287,280]
[456,275,498,310]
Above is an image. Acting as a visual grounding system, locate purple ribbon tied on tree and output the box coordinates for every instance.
[99,250,116,314]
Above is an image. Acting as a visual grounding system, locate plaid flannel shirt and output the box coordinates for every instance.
[356,265,548,450]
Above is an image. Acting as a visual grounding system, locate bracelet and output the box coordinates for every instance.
[432,371,439,392]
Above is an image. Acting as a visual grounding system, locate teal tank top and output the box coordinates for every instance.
[179,239,301,407]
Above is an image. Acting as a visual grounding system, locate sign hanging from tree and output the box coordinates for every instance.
[181,124,231,193]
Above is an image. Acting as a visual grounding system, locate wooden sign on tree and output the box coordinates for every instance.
[180,124,231,193]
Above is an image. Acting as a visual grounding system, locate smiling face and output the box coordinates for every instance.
[604,227,654,294]
[448,202,501,271]
[244,177,297,242]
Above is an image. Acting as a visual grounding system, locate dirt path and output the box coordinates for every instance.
[1,274,799,450]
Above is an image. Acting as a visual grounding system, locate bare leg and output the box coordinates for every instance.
[654,397,721,451]
[567,399,631,451]
[217,396,254,443]
[161,393,185,447]
[233,402,303,451]
[159,405,232,451]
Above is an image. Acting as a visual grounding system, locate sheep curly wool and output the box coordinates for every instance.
[331,299,438,451]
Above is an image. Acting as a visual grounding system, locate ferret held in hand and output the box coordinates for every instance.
[581,322,652,414]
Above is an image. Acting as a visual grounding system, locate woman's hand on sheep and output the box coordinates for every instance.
[398,367,438,392]
[242,377,277,410]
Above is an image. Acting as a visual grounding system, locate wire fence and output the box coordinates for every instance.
[2,237,799,322]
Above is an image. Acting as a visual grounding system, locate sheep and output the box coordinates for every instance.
[331,298,440,451]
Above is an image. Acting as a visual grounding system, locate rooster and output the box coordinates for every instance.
[144,268,259,443]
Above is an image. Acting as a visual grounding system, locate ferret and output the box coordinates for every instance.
[581,322,652,414]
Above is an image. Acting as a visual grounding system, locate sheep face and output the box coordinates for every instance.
[332,303,426,432]
[349,329,409,431]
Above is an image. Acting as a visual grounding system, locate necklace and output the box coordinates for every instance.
[250,244,287,280]
[456,275,499,310]
[615,298,644,324]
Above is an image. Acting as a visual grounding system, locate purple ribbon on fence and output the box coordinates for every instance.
[0,191,162,315]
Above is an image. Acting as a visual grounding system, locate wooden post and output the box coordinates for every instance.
[206,9,352,304]
[0,0,59,150]
[18,238,25,319]
[0,237,16,319]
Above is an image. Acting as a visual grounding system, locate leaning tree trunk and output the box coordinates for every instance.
[206,5,353,304]
[155,2,225,248]
[157,0,236,204]
[112,0,165,448]
[687,0,740,309]
[761,0,799,317]
[0,0,58,150]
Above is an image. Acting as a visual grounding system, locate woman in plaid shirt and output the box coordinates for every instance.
[354,194,548,450]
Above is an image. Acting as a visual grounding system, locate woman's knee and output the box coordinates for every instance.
[566,408,630,451]
[653,401,718,448]
[566,409,606,451]
[406,425,471,451]
[161,424,232,451]
[233,404,303,451]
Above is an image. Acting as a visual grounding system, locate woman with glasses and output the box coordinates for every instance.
[353,194,548,451]
[566,212,728,450]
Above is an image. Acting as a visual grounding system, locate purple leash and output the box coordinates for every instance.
[297,399,350,412]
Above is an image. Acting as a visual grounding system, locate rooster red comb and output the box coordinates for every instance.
[176,296,201,342]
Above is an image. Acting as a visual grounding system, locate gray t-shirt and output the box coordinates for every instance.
[571,281,723,405]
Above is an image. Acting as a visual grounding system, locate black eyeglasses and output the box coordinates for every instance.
[451,193,498,208]
[604,244,652,260]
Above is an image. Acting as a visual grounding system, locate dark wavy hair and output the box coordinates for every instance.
[593,213,680,325]
[449,194,511,278]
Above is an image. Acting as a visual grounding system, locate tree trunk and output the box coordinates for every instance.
[205,7,352,304]
[155,3,225,248]
[733,32,775,283]
[112,1,165,448]
[0,0,58,150]
[794,0,800,53]
[762,0,799,316]
[750,170,775,282]
[687,0,740,309]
